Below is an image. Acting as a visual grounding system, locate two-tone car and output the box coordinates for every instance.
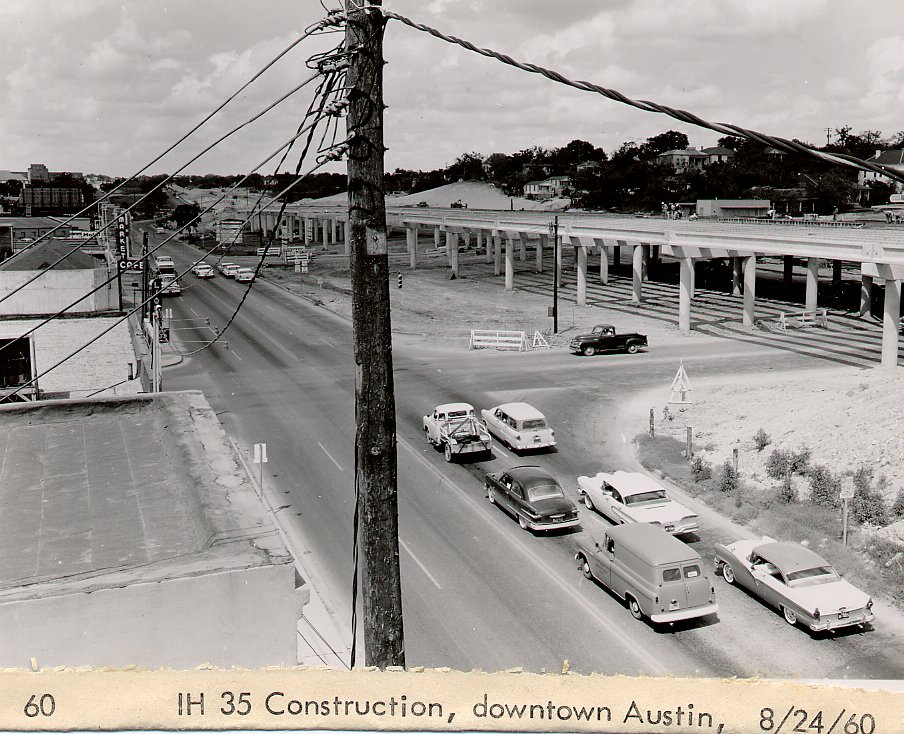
[235,267,256,283]
[217,261,237,277]
[714,536,874,632]
[485,465,578,532]
[480,402,555,453]
[577,471,699,535]
[192,263,215,278]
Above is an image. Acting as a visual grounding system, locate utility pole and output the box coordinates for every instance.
[551,216,559,334]
[345,0,405,669]
[141,231,150,321]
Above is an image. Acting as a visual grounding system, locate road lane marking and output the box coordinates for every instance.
[399,537,443,589]
[317,442,343,471]
[396,435,668,675]
[229,348,242,361]
[201,288,301,360]
[189,306,200,317]
[320,337,335,349]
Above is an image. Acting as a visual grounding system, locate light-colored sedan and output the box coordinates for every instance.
[217,261,236,276]
[222,264,241,278]
[577,471,699,535]
[480,402,555,452]
[714,537,874,631]
[192,263,215,278]
[235,267,255,283]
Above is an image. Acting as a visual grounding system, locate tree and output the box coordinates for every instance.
[173,203,201,229]
[639,131,690,161]
[446,152,485,181]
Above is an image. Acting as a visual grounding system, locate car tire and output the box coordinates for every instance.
[627,596,643,620]
[582,493,594,511]
[487,487,496,505]
[443,443,453,462]
[782,607,798,626]
[626,342,639,354]
[577,554,593,580]
[722,563,735,584]
[582,345,596,357]
[518,515,529,531]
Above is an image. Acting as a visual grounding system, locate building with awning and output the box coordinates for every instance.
[696,199,771,218]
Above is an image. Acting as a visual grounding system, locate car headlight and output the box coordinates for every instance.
[813,608,820,620]
[867,599,874,610]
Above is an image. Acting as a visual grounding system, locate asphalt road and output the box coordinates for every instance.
[155,232,904,680]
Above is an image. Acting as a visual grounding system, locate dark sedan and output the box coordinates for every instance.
[485,465,579,532]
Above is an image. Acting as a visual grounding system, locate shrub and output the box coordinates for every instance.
[717,460,738,493]
[690,456,712,482]
[808,464,840,508]
[851,485,888,526]
[891,490,904,521]
[753,428,771,452]
[765,449,790,480]
[789,445,812,475]
[777,474,798,505]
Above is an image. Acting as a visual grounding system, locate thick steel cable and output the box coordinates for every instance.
[0,65,333,308]
[3,20,339,263]
[374,7,904,184]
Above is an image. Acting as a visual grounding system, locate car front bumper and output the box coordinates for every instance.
[650,602,719,624]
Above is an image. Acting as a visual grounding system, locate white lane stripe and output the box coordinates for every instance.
[400,537,443,590]
[320,337,335,349]
[397,436,667,675]
[229,348,243,361]
[189,306,200,317]
[317,442,343,471]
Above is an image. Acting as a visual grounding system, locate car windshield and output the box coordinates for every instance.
[785,566,839,586]
[624,490,667,505]
[522,419,546,430]
[448,410,471,419]
[526,483,564,502]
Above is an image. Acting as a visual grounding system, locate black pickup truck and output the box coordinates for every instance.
[569,324,648,356]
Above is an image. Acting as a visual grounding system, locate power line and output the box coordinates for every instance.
[373,7,904,185]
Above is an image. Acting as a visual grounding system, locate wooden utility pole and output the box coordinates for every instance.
[344,0,405,669]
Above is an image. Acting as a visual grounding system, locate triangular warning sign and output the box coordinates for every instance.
[532,330,550,349]
[668,360,693,404]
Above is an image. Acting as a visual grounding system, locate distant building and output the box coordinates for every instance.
[0,171,27,184]
[696,199,771,218]
[701,146,736,165]
[576,160,602,174]
[27,163,50,183]
[859,149,904,193]
[656,148,709,172]
[217,218,245,245]
[0,216,69,256]
[523,175,571,199]
[20,186,85,215]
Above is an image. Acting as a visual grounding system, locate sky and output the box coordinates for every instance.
[2,0,903,178]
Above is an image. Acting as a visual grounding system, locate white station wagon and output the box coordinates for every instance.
[480,402,555,452]
[577,471,699,535]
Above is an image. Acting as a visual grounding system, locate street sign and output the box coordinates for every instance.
[117,258,145,271]
[840,476,855,500]
[253,442,268,464]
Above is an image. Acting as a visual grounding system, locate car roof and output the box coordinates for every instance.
[607,523,701,565]
[435,402,474,414]
[495,402,545,420]
[753,541,829,573]
[597,471,665,497]
[505,465,557,486]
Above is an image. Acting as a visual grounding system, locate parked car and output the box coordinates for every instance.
[422,402,492,462]
[575,523,718,624]
[713,537,874,632]
[235,267,255,283]
[480,402,555,452]
[485,465,578,532]
[217,261,236,276]
[192,263,215,278]
[568,324,648,356]
[577,471,699,535]
[159,274,181,296]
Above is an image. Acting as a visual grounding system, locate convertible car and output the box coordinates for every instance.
[713,537,874,632]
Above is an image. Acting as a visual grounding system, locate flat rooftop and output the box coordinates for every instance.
[0,391,290,603]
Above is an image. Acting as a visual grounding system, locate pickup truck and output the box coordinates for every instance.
[569,324,648,356]
[423,402,493,462]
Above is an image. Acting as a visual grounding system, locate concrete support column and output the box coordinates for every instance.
[732,257,742,296]
[881,278,901,367]
[406,227,417,269]
[536,235,545,273]
[505,234,514,291]
[690,259,696,299]
[303,218,310,245]
[805,257,819,312]
[519,236,526,262]
[743,256,757,329]
[632,244,643,303]
[576,246,587,306]
[447,232,459,277]
[493,234,502,276]
[343,229,350,256]
[641,244,651,281]
[484,230,492,263]
[434,227,441,250]
[783,255,794,291]
[860,272,874,318]
[463,230,471,251]
[599,244,609,284]
[679,258,692,334]
[330,218,337,244]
